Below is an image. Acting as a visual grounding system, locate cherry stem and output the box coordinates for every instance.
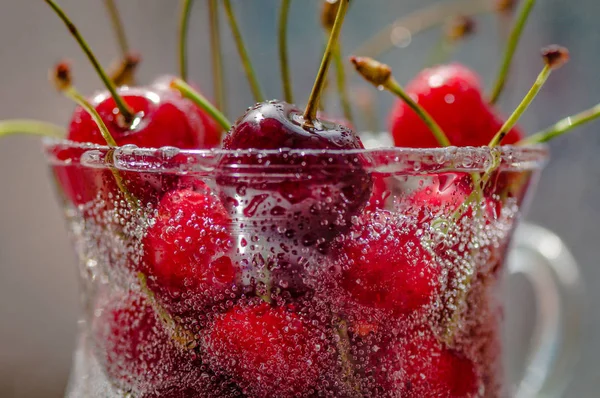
[351,0,490,59]
[304,0,350,124]
[333,43,354,125]
[279,0,294,104]
[488,0,536,105]
[179,0,194,82]
[489,64,552,147]
[222,0,265,103]
[334,319,362,395]
[138,273,198,350]
[519,103,600,145]
[171,78,232,132]
[386,78,451,147]
[45,0,135,125]
[0,120,64,139]
[103,0,129,57]
[208,0,226,113]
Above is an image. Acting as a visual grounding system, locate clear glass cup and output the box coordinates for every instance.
[43,135,582,398]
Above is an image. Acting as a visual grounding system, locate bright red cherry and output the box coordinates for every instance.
[55,84,222,210]
[334,209,441,317]
[218,101,372,244]
[93,292,194,394]
[201,302,332,397]
[375,332,479,397]
[151,75,222,148]
[68,86,217,148]
[390,63,524,148]
[142,185,236,317]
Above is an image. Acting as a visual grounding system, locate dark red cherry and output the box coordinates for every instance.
[333,209,441,317]
[390,63,523,148]
[217,101,373,247]
[202,302,333,397]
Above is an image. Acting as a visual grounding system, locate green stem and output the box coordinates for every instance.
[222,0,265,103]
[208,0,226,113]
[304,0,350,124]
[178,0,194,82]
[489,64,552,148]
[519,103,600,145]
[45,0,135,124]
[279,0,294,103]
[171,78,232,132]
[385,77,451,147]
[333,43,354,124]
[103,0,129,57]
[488,0,536,105]
[0,120,64,139]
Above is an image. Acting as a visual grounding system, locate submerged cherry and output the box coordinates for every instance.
[374,331,479,397]
[333,209,441,317]
[202,302,332,397]
[142,185,236,317]
[390,63,524,148]
[93,292,194,394]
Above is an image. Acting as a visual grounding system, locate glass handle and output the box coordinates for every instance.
[507,223,584,398]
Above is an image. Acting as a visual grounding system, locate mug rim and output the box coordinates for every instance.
[42,137,549,175]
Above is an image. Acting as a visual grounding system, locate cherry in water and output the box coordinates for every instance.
[374,331,479,397]
[142,185,236,318]
[333,209,441,317]
[201,302,332,397]
[93,292,194,394]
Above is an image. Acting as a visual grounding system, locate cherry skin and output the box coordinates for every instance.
[218,101,373,246]
[374,331,479,397]
[201,302,332,397]
[93,292,195,394]
[333,209,441,317]
[390,63,524,148]
[142,184,236,318]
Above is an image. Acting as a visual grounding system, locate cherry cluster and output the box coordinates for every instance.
[1,0,587,397]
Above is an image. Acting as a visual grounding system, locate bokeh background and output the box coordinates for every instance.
[0,0,597,396]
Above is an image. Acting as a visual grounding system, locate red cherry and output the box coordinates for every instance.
[390,63,523,148]
[376,332,479,397]
[202,302,332,397]
[218,101,372,244]
[55,85,221,209]
[334,209,441,317]
[142,185,236,316]
[93,292,194,394]
[152,75,222,149]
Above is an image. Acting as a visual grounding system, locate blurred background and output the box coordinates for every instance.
[0,0,597,396]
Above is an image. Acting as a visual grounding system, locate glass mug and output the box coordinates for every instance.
[44,136,582,398]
